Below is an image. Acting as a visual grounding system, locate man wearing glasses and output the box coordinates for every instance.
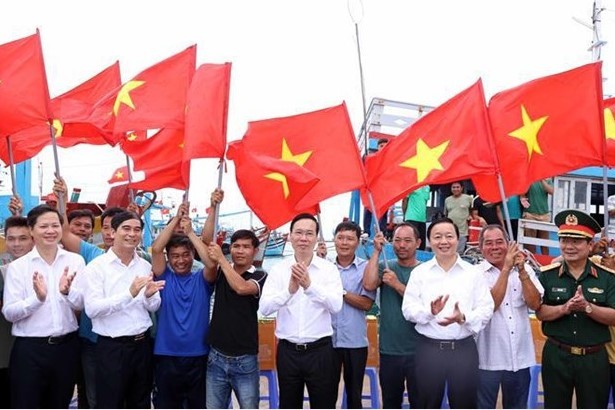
[259,213,343,409]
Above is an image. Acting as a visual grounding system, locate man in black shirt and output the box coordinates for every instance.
[201,189,267,409]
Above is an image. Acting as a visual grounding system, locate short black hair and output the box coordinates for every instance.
[165,234,195,255]
[290,213,319,235]
[427,217,459,239]
[111,211,143,230]
[27,204,63,228]
[394,222,420,240]
[68,209,95,227]
[101,207,125,224]
[334,221,361,239]
[231,229,259,248]
[4,216,28,236]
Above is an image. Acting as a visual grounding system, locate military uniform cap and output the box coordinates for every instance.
[554,209,601,239]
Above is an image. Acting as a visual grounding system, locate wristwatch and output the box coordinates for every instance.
[585,303,593,314]
[342,290,348,296]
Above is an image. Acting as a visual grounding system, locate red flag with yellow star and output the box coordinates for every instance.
[238,102,365,210]
[0,123,51,165]
[184,63,231,160]
[108,166,129,184]
[227,140,320,229]
[54,61,121,148]
[129,161,190,191]
[91,45,196,144]
[363,80,497,217]
[473,62,604,202]
[121,128,184,171]
[604,97,615,166]
[0,30,52,138]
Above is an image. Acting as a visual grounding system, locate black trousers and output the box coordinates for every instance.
[277,337,338,409]
[379,353,418,408]
[414,335,479,409]
[96,334,153,409]
[153,355,207,409]
[334,347,368,409]
[10,333,79,409]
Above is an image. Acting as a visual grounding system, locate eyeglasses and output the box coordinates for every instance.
[292,230,316,238]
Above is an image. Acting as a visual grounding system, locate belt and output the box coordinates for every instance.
[548,338,604,356]
[280,336,331,352]
[22,331,77,345]
[99,332,148,343]
[419,335,474,351]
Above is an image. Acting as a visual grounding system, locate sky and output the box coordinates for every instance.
[2,0,614,238]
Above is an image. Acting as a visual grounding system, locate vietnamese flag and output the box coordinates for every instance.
[55,61,121,148]
[92,45,196,144]
[0,123,53,165]
[604,97,615,166]
[0,30,52,137]
[473,62,604,202]
[121,128,184,171]
[227,140,320,229]
[108,166,129,184]
[239,102,365,210]
[363,80,497,217]
[184,63,231,160]
[129,161,189,191]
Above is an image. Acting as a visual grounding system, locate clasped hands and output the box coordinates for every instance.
[289,262,311,294]
[431,295,465,326]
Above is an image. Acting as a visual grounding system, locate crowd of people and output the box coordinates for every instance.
[0,178,615,409]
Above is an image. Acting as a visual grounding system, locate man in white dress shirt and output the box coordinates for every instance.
[84,211,164,409]
[475,224,543,409]
[402,217,494,408]
[2,204,86,408]
[259,213,343,409]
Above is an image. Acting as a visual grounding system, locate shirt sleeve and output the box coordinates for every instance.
[461,270,494,334]
[2,262,44,322]
[247,270,267,298]
[303,263,343,313]
[84,263,133,318]
[258,264,293,317]
[142,289,161,312]
[402,266,435,324]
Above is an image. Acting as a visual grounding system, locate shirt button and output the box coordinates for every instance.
[513,289,517,292]
[556,297,560,300]
[505,303,509,306]
[509,316,512,319]
[573,331,577,335]
[593,298,596,302]
[573,314,577,317]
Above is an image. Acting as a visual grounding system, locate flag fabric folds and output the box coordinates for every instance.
[227,140,320,229]
[0,124,52,165]
[121,128,184,171]
[129,161,190,191]
[363,80,497,217]
[238,102,365,211]
[473,62,605,202]
[93,45,196,144]
[55,61,122,147]
[0,30,51,138]
[184,63,231,160]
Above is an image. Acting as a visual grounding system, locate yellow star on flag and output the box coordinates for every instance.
[113,80,145,115]
[399,138,449,182]
[51,119,63,137]
[265,138,313,198]
[509,105,548,158]
[126,132,139,141]
[115,171,124,180]
[604,107,615,140]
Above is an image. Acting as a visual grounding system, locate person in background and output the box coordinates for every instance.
[402,185,430,250]
[0,215,34,408]
[67,208,95,242]
[521,178,554,255]
[259,213,343,409]
[444,182,473,253]
[2,204,86,408]
[363,224,422,408]
[475,225,543,409]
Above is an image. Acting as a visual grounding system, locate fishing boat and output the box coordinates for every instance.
[264,230,288,257]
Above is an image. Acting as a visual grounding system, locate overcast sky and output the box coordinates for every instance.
[2,0,613,236]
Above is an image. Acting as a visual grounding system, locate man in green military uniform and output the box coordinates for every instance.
[536,209,615,409]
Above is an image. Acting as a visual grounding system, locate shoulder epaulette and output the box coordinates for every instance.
[539,262,562,273]
[592,259,615,275]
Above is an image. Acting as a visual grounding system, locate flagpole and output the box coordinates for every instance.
[496,175,514,240]
[213,158,224,240]
[315,213,325,243]
[348,0,369,154]
[6,136,18,198]
[49,123,66,215]
[367,191,389,268]
[125,154,135,203]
